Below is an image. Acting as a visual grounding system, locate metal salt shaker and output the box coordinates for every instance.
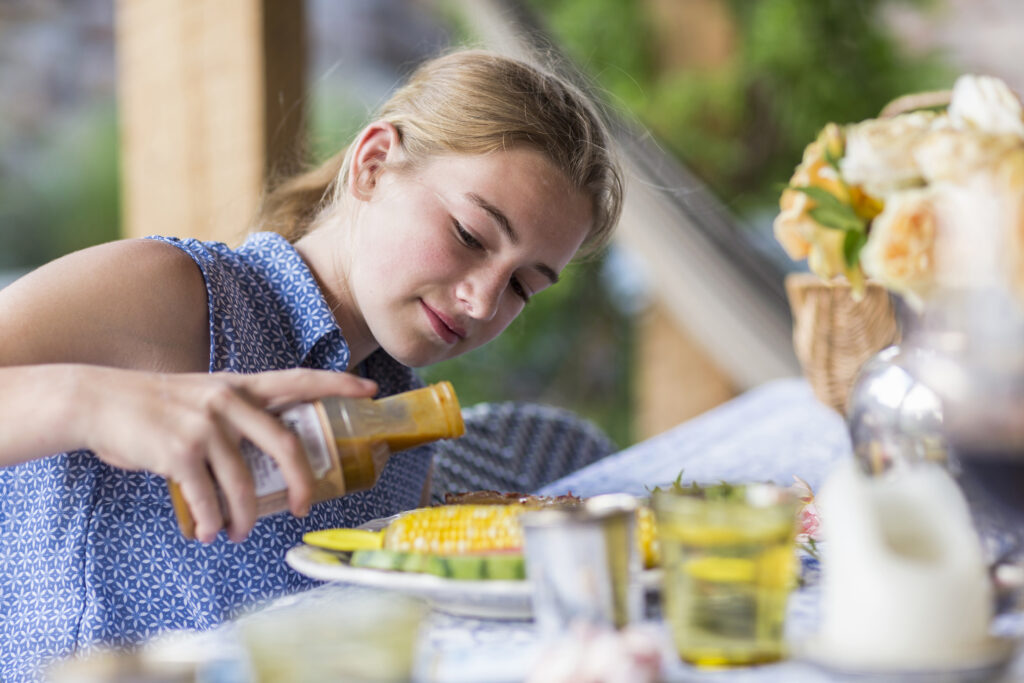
[520,493,642,637]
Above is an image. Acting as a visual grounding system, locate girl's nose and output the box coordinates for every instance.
[456,271,505,321]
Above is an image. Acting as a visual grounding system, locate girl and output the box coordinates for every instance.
[0,49,623,680]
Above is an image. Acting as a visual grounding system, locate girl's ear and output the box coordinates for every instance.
[348,121,401,200]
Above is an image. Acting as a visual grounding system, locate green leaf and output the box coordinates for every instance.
[789,185,842,208]
[790,185,867,233]
[823,145,842,172]
[799,537,821,561]
[649,470,750,502]
[808,204,866,233]
[842,230,867,268]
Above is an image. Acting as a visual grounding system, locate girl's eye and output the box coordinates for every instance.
[454,219,529,303]
[454,221,483,250]
[510,276,530,304]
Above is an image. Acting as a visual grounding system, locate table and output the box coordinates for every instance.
[168,378,1024,681]
[411,377,842,682]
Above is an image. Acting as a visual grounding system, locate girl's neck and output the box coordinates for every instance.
[292,225,377,368]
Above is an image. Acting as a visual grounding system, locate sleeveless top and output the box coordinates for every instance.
[0,232,430,682]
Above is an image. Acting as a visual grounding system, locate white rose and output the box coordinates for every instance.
[840,111,941,197]
[914,129,1024,185]
[948,74,1024,139]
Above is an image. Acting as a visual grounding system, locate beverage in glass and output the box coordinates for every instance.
[653,483,799,667]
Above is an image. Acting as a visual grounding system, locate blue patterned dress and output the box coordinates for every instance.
[0,232,430,682]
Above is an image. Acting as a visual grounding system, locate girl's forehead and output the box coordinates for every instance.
[414,150,591,262]
[428,148,575,195]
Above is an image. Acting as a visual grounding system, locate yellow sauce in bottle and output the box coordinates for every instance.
[169,382,464,539]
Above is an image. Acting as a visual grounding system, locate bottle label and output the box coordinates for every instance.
[240,403,333,497]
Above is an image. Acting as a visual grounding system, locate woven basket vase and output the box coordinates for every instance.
[781,90,949,415]
[785,273,902,415]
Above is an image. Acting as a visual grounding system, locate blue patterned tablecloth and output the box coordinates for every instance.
[537,377,850,498]
[181,378,1024,682]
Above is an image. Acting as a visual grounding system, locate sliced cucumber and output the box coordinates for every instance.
[482,554,526,580]
[349,549,525,580]
[349,549,404,571]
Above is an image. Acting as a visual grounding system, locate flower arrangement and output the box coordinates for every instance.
[774,75,1024,310]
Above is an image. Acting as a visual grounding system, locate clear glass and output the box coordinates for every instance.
[521,494,641,637]
[241,591,426,682]
[903,287,1024,572]
[652,484,799,667]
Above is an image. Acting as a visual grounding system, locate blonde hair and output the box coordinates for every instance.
[257,49,623,258]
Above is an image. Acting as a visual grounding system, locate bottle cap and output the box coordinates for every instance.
[429,381,466,439]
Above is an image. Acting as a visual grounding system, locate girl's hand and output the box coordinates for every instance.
[76,366,379,543]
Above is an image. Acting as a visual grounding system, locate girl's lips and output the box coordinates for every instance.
[420,301,465,344]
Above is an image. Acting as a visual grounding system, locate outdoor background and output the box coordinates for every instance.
[1,0,1021,448]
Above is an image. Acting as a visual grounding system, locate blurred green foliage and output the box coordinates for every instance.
[0,103,120,269]
[529,0,953,212]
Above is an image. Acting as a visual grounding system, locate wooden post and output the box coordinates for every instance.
[635,300,737,440]
[115,0,306,243]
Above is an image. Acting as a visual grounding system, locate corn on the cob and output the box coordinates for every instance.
[382,501,662,568]
[383,505,525,555]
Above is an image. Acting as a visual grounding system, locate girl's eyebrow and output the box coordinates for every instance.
[467,192,516,244]
[466,192,560,285]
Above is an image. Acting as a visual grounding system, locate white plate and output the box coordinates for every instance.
[285,534,662,620]
[286,543,537,619]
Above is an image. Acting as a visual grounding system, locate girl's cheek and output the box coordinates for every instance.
[491,306,524,338]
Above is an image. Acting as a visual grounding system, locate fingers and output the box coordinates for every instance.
[227,368,378,410]
[209,385,316,522]
[92,368,372,543]
[205,420,257,543]
[174,461,226,545]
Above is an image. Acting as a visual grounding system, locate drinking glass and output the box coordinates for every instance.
[240,590,426,682]
[904,286,1024,576]
[652,484,799,667]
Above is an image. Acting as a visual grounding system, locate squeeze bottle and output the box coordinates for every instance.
[169,381,464,539]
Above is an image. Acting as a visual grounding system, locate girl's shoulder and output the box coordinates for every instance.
[0,238,210,370]
[2,237,207,314]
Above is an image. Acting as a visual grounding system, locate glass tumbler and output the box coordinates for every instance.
[653,484,799,667]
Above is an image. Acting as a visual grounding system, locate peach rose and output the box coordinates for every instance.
[860,188,939,309]
[774,189,864,288]
[774,124,845,257]
[774,124,877,291]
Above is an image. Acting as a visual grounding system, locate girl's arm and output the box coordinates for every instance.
[0,240,377,542]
